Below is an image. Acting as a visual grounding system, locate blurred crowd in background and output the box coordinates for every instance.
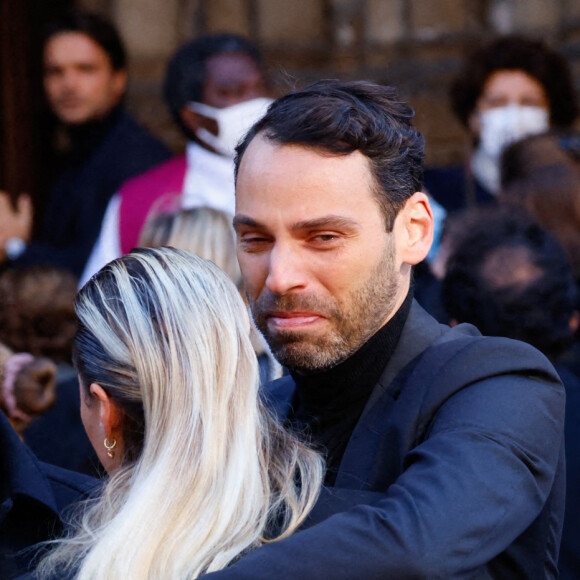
[3,3,580,578]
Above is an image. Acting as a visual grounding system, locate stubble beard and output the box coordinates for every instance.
[249,240,402,373]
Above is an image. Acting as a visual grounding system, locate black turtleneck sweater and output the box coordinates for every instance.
[290,289,413,485]
[40,105,127,243]
[55,104,125,172]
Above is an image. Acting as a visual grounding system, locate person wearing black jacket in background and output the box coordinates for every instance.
[424,35,577,213]
[0,9,170,277]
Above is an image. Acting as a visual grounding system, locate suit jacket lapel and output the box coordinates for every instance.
[261,301,449,490]
[335,300,446,488]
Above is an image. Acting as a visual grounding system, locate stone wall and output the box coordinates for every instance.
[79,0,580,167]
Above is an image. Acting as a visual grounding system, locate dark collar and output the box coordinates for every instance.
[290,289,414,416]
[0,412,58,515]
[263,298,445,423]
[58,104,125,168]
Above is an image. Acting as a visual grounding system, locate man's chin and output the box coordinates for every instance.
[56,112,91,125]
[267,336,350,374]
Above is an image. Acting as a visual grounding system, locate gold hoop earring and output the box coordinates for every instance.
[104,437,117,459]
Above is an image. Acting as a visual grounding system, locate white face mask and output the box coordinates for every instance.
[188,97,273,158]
[478,103,549,159]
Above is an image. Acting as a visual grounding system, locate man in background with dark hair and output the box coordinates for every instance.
[425,35,577,212]
[81,33,271,284]
[0,9,171,277]
[442,207,577,355]
[203,80,565,578]
[442,207,580,580]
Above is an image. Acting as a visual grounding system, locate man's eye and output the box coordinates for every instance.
[310,232,341,244]
[240,236,270,250]
[521,98,544,107]
[484,97,508,109]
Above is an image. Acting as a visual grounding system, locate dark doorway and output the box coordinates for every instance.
[0,0,72,223]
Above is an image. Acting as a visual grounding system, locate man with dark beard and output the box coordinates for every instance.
[204,81,566,579]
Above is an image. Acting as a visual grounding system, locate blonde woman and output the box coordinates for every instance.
[139,204,241,286]
[139,201,282,382]
[37,247,322,579]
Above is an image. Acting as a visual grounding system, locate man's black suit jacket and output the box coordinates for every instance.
[207,301,565,579]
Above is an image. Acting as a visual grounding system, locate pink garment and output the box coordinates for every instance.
[119,155,187,254]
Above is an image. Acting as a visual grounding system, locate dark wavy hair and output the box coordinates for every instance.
[43,9,127,71]
[442,207,577,359]
[0,266,78,364]
[164,33,264,139]
[235,80,425,230]
[450,35,577,128]
[499,144,580,282]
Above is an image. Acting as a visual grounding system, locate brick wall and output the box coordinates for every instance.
[80,0,580,167]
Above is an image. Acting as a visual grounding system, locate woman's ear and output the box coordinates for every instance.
[88,383,125,473]
[396,191,434,266]
[89,383,124,435]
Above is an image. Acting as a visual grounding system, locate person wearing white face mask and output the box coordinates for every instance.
[187,98,273,158]
[471,100,550,194]
[424,35,577,214]
[80,34,271,286]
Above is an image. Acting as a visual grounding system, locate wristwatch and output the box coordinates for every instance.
[4,237,26,260]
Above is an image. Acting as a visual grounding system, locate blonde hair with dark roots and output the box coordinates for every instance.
[38,247,322,579]
[139,204,242,288]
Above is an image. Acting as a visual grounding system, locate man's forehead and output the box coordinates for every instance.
[235,135,381,222]
[237,135,374,190]
[43,32,110,66]
[239,134,368,172]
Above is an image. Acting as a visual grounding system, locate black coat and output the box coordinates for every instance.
[0,411,99,579]
[13,109,171,277]
[424,164,495,213]
[555,363,580,580]
[206,302,565,579]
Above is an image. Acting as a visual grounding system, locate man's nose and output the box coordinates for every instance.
[60,70,79,92]
[265,243,308,296]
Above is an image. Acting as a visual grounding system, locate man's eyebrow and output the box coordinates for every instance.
[290,216,360,231]
[233,215,360,232]
[232,215,263,230]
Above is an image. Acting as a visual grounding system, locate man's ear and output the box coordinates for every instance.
[397,191,434,266]
[112,69,128,104]
[468,110,481,136]
[89,383,124,436]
